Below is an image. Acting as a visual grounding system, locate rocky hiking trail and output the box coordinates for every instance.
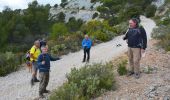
[0,16,156,100]
[96,40,170,100]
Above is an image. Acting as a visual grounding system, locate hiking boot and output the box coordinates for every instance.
[34,78,40,82]
[39,94,44,98]
[127,71,134,77]
[134,73,140,79]
[43,90,50,93]
[82,60,85,63]
[31,79,34,86]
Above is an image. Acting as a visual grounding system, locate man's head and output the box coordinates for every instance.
[129,18,139,28]
[85,35,89,40]
[41,46,48,54]
[34,40,40,48]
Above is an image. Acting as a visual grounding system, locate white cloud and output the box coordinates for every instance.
[0,0,28,11]
[0,0,61,11]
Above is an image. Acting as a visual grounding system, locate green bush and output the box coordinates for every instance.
[49,32,83,56]
[81,20,117,42]
[114,22,128,34]
[50,23,68,39]
[92,12,98,19]
[160,17,170,25]
[50,62,116,100]
[0,52,21,76]
[145,5,157,18]
[152,26,170,51]
[51,44,67,55]
[93,30,110,42]
[117,60,128,76]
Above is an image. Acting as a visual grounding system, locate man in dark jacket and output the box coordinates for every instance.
[37,46,61,98]
[123,18,147,79]
[82,35,92,62]
[40,38,47,48]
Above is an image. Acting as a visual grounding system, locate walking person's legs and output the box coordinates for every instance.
[31,62,39,86]
[127,47,134,76]
[132,48,141,79]
[87,48,90,62]
[39,72,46,98]
[83,48,87,62]
[43,72,50,93]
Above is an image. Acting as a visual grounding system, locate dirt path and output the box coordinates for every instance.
[0,16,156,100]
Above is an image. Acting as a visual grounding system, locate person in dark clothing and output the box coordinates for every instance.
[40,38,47,48]
[123,18,147,79]
[37,46,61,98]
[82,35,92,62]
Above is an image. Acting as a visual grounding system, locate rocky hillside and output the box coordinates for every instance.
[50,0,102,22]
[50,0,164,23]
[96,39,170,99]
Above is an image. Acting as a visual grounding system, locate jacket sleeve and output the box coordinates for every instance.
[140,27,147,49]
[123,29,129,40]
[49,54,61,61]
[89,39,92,47]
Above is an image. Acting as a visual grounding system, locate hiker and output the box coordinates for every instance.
[82,34,92,62]
[40,38,47,48]
[123,18,147,79]
[30,40,41,85]
[37,46,61,98]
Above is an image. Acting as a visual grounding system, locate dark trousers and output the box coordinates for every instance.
[83,48,90,62]
[39,72,49,95]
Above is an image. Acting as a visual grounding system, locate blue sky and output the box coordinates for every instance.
[0,0,61,11]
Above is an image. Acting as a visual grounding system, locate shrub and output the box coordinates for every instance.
[49,32,83,56]
[81,6,85,10]
[145,5,157,18]
[67,18,84,32]
[0,52,21,76]
[114,22,129,35]
[93,30,110,42]
[50,23,68,39]
[51,44,67,55]
[81,20,117,42]
[160,17,170,25]
[50,62,116,100]
[92,12,98,19]
[152,26,170,51]
[117,60,128,76]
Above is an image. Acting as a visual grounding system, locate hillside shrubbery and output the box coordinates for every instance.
[0,52,22,76]
[97,0,156,24]
[81,20,119,42]
[152,25,170,51]
[50,62,116,100]
[152,2,170,51]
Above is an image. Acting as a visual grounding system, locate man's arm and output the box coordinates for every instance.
[123,29,129,40]
[49,54,61,61]
[140,27,147,50]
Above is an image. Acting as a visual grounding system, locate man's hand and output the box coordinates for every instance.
[141,49,145,54]
[42,61,45,65]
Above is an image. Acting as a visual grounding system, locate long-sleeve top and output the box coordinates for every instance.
[82,38,92,49]
[123,26,147,49]
[38,53,60,72]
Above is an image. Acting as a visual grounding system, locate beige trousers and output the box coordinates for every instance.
[128,48,141,74]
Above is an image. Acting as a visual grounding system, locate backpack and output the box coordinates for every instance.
[25,48,36,61]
